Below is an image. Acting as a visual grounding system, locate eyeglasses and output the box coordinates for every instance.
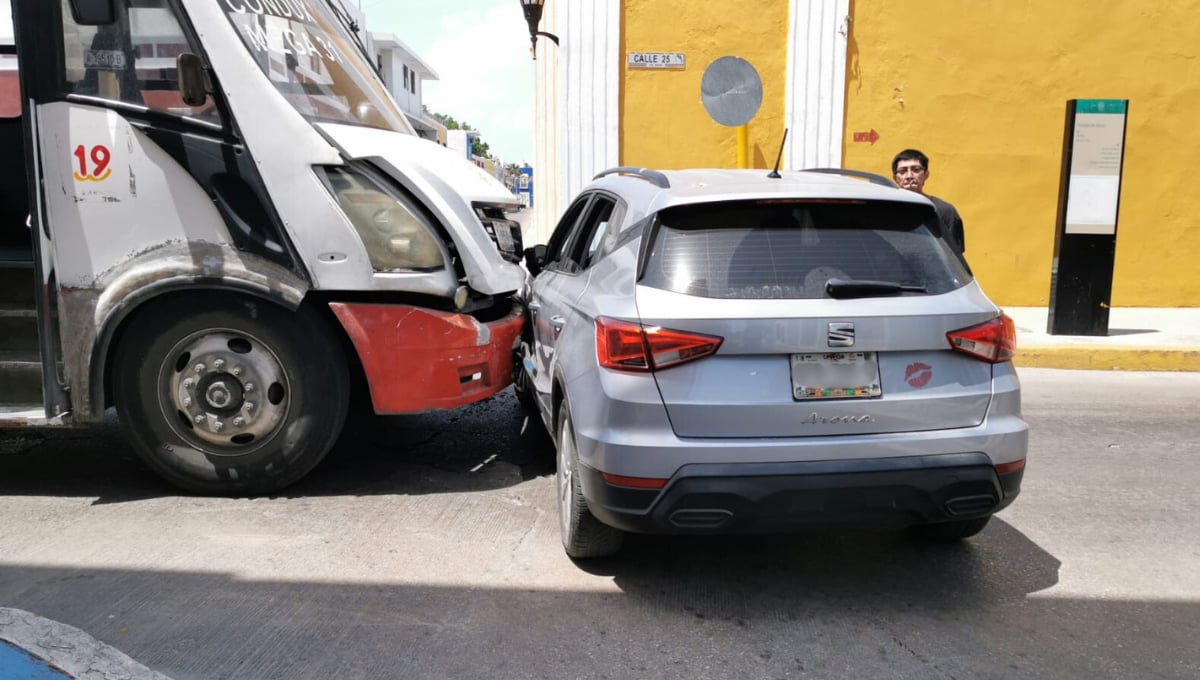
[895,166,926,176]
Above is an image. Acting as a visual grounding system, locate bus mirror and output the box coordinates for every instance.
[68,0,115,25]
[177,53,208,107]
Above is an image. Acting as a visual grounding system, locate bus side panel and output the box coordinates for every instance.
[37,102,231,286]
[37,102,227,421]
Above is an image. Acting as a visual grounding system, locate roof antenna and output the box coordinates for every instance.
[767,128,789,179]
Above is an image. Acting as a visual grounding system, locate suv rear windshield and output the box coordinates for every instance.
[641,200,970,299]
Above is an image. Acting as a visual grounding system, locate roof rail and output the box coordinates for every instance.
[803,168,897,188]
[593,166,671,189]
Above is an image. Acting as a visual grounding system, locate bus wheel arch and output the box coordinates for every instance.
[91,273,308,418]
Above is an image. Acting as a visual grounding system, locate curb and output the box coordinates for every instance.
[0,608,171,680]
[1016,346,1200,372]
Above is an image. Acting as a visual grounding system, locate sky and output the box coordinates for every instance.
[356,0,536,165]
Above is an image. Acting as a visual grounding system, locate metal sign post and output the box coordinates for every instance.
[1047,99,1129,336]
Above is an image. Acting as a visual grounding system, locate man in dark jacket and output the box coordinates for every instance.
[891,149,965,256]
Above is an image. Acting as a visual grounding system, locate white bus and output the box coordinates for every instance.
[0,0,527,494]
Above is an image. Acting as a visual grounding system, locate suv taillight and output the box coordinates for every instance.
[947,314,1016,363]
[596,317,723,372]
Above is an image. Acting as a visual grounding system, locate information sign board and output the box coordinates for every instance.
[1065,100,1127,235]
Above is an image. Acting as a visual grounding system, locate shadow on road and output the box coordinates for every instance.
[0,389,553,503]
[0,523,1196,679]
[587,518,1057,610]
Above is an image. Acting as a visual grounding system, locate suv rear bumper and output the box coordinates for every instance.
[578,453,1022,534]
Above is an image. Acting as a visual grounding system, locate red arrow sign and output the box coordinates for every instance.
[852,129,880,144]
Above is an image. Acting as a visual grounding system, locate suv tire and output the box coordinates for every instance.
[556,399,623,558]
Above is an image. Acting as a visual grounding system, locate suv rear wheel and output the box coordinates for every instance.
[556,399,623,558]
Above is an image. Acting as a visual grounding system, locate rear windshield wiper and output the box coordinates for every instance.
[825,278,928,299]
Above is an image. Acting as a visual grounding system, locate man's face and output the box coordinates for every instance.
[894,159,928,193]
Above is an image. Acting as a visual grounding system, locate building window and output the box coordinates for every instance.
[403,64,408,91]
[410,74,416,94]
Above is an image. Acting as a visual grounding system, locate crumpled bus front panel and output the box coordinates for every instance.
[329,302,523,414]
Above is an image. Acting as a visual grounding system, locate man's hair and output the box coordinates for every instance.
[892,149,929,174]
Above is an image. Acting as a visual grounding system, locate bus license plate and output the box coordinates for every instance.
[790,352,882,400]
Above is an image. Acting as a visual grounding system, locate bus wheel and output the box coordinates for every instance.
[113,297,349,495]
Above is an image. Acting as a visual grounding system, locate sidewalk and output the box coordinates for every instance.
[1006,307,1200,372]
[0,609,169,680]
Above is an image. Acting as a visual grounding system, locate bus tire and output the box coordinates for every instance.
[113,296,349,495]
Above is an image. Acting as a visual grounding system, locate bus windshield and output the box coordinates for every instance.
[220,0,413,134]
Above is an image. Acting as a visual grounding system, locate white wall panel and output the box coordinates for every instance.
[532,0,620,245]
[562,0,620,207]
[531,1,560,246]
[785,0,850,171]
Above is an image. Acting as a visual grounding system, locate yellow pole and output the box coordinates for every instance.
[736,125,749,168]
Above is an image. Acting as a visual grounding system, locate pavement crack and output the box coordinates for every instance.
[890,634,956,679]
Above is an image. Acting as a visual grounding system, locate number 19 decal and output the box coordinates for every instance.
[73,144,112,182]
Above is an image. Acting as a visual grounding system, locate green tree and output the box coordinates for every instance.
[429,110,492,159]
[431,111,460,130]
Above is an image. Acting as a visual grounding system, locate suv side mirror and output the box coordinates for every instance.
[177,53,209,107]
[68,0,115,25]
[524,245,547,277]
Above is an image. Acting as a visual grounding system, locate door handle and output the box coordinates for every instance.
[550,315,565,336]
[527,301,542,312]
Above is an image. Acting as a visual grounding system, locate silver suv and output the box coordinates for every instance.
[515,167,1028,558]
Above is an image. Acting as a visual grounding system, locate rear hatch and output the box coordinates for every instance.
[635,199,999,438]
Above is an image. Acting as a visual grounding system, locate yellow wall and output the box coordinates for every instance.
[621,0,788,170]
[844,2,1200,307]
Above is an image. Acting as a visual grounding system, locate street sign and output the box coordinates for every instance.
[627,52,685,70]
[700,56,762,128]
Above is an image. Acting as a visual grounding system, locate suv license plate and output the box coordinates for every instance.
[791,352,882,400]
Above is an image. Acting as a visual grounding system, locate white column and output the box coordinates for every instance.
[560,0,621,206]
[785,0,850,170]
[531,1,560,246]
[531,0,620,246]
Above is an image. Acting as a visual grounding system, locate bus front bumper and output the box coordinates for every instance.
[329,302,523,414]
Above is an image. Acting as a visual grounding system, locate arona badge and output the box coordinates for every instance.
[800,412,874,425]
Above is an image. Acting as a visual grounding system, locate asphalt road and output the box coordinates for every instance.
[1,368,1198,679]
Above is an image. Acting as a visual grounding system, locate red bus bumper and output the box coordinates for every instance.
[329,302,524,414]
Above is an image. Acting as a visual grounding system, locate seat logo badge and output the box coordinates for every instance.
[828,323,855,347]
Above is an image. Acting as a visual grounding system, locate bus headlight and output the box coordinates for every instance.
[317,165,446,271]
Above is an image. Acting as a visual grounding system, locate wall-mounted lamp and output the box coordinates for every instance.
[520,0,559,60]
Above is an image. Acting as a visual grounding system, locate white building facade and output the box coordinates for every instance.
[371,32,444,143]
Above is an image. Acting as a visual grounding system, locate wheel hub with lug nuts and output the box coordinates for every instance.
[165,331,289,450]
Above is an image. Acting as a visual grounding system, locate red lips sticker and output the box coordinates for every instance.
[905,362,933,388]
